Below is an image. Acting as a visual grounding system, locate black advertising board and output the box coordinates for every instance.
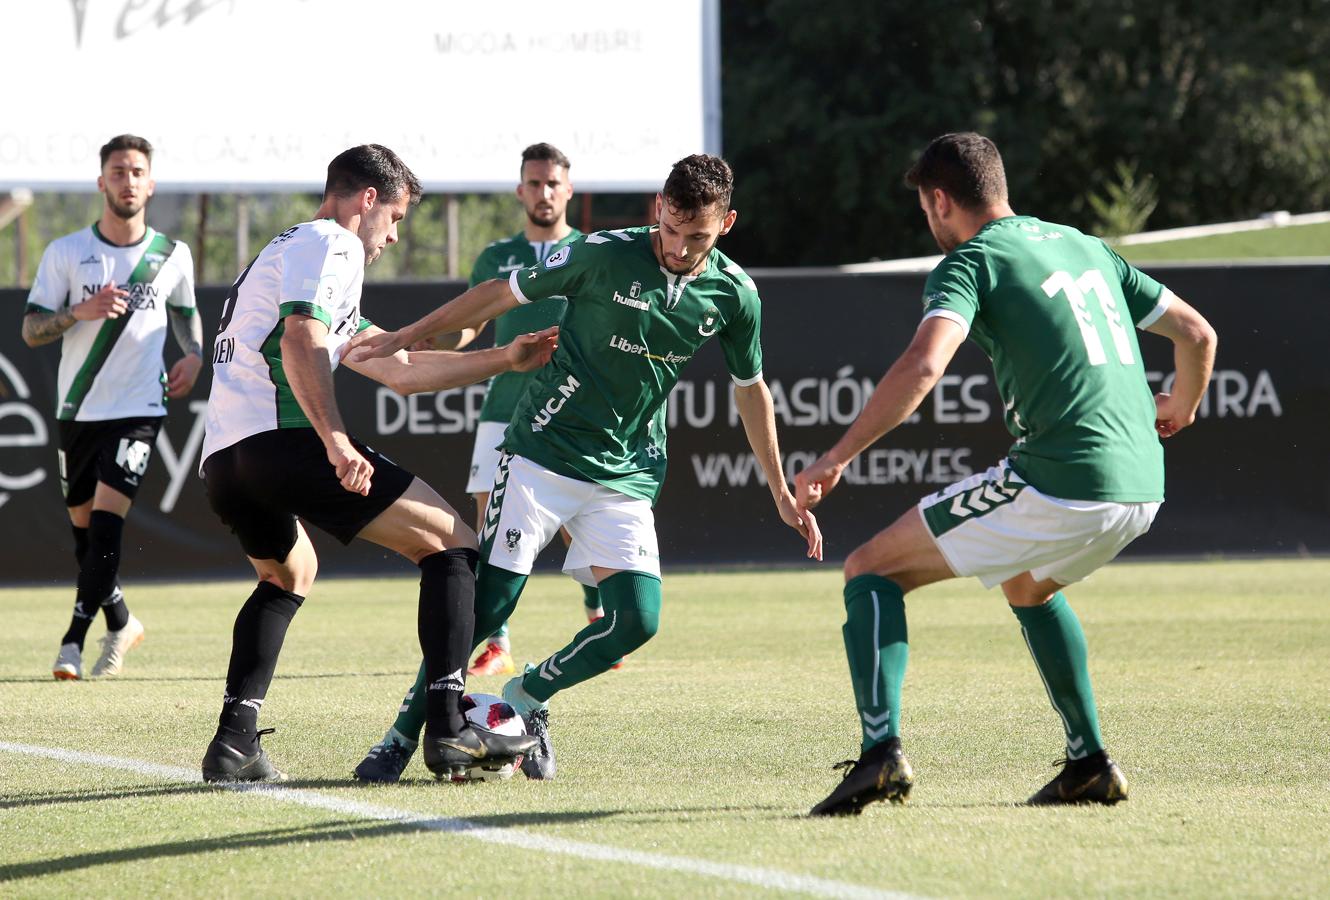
[1,263,1324,582]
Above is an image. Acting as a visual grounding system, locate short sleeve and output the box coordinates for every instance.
[166,242,197,313]
[1101,242,1169,327]
[278,231,361,327]
[26,241,71,313]
[469,245,498,289]
[719,291,763,386]
[355,317,374,335]
[920,246,983,338]
[508,238,587,305]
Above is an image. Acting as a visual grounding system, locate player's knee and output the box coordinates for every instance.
[613,604,660,654]
[446,522,479,553]
[843,545,880,582]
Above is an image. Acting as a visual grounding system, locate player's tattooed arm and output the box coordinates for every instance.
[21,308,78,347]
[22,283,129,347]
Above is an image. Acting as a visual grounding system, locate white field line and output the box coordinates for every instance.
[0,742,921,900]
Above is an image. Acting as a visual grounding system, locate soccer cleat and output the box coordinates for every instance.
[353,735,416,784]
[587,612,624,670]
[1028,755,1128,806]
[502,667,556,779]
[468,642,515,677]
[421,723,538,780]
[202,727,287,783]
[809,739,914,817]
[52,643,83,680]
[519,708,556,780]
[90,613,144,677]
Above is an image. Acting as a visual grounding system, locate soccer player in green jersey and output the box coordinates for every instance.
[452,144,602,680]
[348,154,822,781]
[796,133,1217,815]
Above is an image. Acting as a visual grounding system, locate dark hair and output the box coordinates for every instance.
[324,144,422,206]
[905,132,1007,209]
[521,142,571,172]
[99,134,153,168]
[662,154,734,220]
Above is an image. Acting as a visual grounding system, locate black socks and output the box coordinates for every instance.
[418,548,479,737]
[219,581,304,735]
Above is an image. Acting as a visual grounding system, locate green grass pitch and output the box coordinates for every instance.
[2,560,1327,897]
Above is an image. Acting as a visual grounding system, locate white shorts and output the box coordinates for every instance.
[479,452,661,587]
[466,421,507,494]
[919,459,1161,589]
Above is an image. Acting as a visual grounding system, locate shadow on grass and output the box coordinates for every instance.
[0,797,792,881]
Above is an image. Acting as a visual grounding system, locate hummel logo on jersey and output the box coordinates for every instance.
[530,375,580,432]
[613,285,650,310]
[505,528,522,550]
[498,255,522,273]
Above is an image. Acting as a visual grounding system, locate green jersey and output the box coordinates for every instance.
[471,229,582,423]
[922,215,1169,502]
[502,226,763,504]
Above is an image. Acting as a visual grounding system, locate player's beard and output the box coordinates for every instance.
[526,204,558,228]
[104,191,144,220]
[661,236,716,276]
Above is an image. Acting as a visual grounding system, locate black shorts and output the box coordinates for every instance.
[58,417,163,507]
[202,429,415,561]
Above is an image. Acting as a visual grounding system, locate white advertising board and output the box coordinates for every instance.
[0,0,719,192]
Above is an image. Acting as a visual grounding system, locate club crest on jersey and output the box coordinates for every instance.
[544,245,572,269]
[505,528,522,550]
[698,308,720,337]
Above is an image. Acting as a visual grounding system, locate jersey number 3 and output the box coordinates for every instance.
[1041,269,1135,366]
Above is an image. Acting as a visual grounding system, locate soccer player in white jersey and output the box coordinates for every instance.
[347,154,823,781]
[198,145,551,782]
[23,134,203,681]
[796,133,1217,815]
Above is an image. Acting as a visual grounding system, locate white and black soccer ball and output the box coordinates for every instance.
[452,692,526,782]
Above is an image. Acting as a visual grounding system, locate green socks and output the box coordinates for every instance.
[521,571,661,702]
[842,575,909,752]
[1011,592,1104,759]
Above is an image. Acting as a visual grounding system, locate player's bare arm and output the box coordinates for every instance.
[165,306,204,399]
[21,283,129,347]
[733,379,823,561]
[345,278,518,363]
[1144,294,1218,438]
[345,325,558,395]
[795,316,966,509]
[281,314,374,496]
[409,321,487,352]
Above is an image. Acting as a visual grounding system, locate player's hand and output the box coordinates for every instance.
[775,490,823,561]
[344,328,407,364]
[794,453,845,509]
[327,436,374,496]
[74,284,129,320]
[166,353,203,399]
[1153,391,1195,439]
[505,326,559,372]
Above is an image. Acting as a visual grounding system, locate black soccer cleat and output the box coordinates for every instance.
[353,736,416,784]
[1028,754,1128,806]
[519,708,556,781]
[202,727,287,784]
[422,724,538,780]
[809,739,914,817]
